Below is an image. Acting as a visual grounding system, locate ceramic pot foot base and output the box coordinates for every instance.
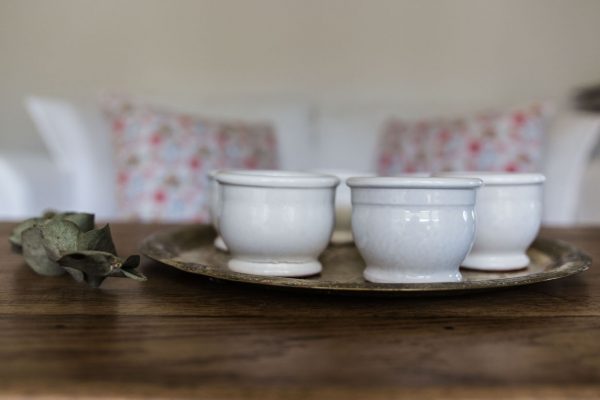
[228,258,322,277]
[461,253,530,271]
[363,266,462,283]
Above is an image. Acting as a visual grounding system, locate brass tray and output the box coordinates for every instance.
[140,225,591,296]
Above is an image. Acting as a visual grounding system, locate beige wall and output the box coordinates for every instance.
[1,0,600,151]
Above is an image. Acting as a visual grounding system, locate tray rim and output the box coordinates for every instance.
[139,225,592,296]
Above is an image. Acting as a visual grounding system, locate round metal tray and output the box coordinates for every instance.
[140,225,591,296]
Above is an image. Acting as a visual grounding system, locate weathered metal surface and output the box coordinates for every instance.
[140,225,591,296]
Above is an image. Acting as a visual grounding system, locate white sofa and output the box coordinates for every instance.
[1,96,599,225]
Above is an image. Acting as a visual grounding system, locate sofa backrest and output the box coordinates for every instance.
[26,97,117,219]
[24,95,600,225]
[542,110,600,225]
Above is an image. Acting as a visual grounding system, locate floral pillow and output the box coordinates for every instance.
[377,104,550,175]
[103,96,278,222]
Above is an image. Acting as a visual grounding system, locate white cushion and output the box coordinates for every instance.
[135,95,315,171]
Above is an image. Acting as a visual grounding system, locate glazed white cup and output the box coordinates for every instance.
[215,170,340,277]
[207,170,227,251]
[436,172,545,270]
[347,177,482,283]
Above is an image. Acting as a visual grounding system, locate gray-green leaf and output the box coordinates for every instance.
[21,226,65,276]
[57,250,145,288]
[79,224,117,254]
[62,266,85,283]
[9,217,39,252]
[58,250,120,276]
[119,268,147,281]
[122,254,141,270]
[60,212,95,232]
[117,255,146,281]
[39,219,80,261]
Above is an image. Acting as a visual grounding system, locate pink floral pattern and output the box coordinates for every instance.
[377,104,549,175]
[104,96,278,222]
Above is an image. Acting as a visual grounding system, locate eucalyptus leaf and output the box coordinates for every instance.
[21,226,65,276]
[118,255,146,281]
[122,254,141,270]
[119,268,147,281]
[9,217,39,252]
[57,250,120,276]
[40,210,58,220]
[79,224,117,254]
[86,275,108,289]
[40,219,80,261]
[57,250,117,288]
[62,266,85,283]
[60,212,95,232]
[58,250,145,288]
[9,211,89,253]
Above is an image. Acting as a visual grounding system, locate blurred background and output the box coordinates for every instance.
[1,0,600,224]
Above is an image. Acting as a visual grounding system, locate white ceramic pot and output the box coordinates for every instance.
[347,177,482,283]
[207,170,228,252]
[215,170,340,277]
[436,172,545,270]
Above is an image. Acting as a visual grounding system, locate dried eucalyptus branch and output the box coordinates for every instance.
[10,212,146,288]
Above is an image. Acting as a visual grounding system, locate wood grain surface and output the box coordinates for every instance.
[0,222,599,399]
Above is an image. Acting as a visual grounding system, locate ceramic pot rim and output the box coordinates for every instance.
[216,170,340,188]
[346,176,482,189]
[435,172,546,186]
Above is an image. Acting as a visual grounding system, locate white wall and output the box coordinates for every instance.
[1,0,600,152]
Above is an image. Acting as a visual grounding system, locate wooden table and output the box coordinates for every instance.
[1,223,599,399]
